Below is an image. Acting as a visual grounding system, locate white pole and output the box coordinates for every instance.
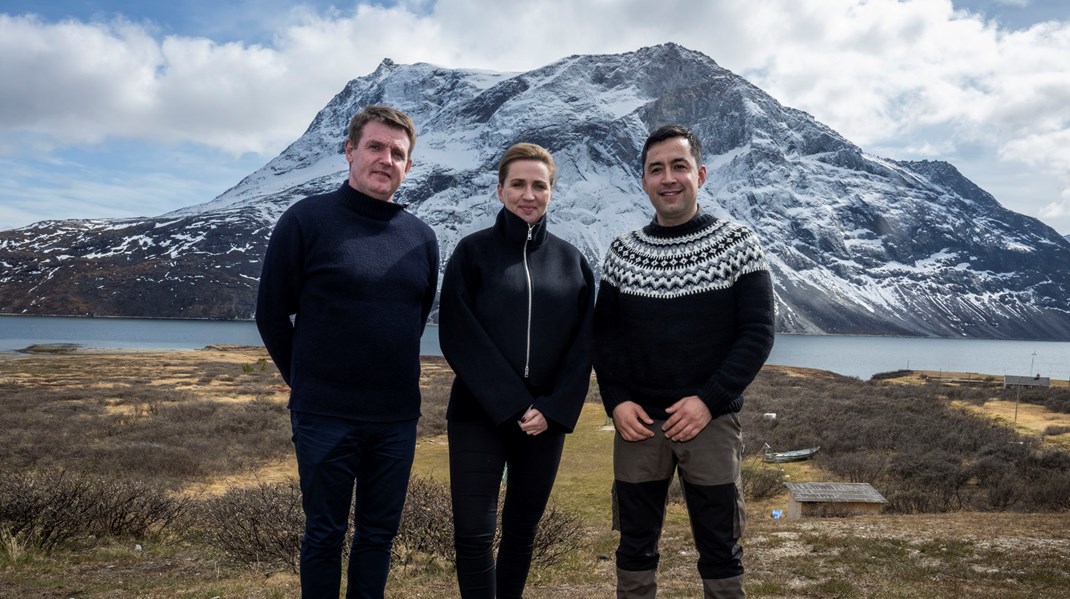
[1015,386,1020,422]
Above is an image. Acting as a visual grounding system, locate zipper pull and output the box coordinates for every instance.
[527,224,534,241]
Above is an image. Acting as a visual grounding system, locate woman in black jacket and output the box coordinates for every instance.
[439,143,595,598]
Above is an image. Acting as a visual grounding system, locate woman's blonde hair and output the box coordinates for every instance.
[498,143,556,186]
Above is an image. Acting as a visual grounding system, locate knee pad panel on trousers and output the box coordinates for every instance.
[613,479,672,572]
[681,479,745,580]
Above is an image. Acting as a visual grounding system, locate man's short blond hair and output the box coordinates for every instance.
[347,105,417,157]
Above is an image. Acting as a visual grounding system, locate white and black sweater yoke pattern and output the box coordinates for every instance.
[593,211,776,420]
[602,217,769,299]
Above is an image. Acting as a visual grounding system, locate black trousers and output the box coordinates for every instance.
[448,419,566,599]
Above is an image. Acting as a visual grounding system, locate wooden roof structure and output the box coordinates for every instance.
[784,482,887,504]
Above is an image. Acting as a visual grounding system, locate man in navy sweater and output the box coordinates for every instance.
[594,125,775,599]
[256,105,439,599]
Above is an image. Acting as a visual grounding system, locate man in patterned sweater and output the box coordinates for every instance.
[593,124,775,599]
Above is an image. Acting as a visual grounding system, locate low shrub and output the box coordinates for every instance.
[197,479,304,573]
[417,387,450,438]
[870,370,913,381]
[886,451,968,512]
[197,474,585,574]
[969,457,1023,510]
[822,452,889,484]
[530,501,584,568]
[741,369,1070,514]
[666,476,684,505]
[396,474,585,570]
[741,461,786,502]
[394,475,455,566]
[1007,387,1070,414]
[0,469,187,553]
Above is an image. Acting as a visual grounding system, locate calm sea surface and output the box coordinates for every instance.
[2,314,1069,381]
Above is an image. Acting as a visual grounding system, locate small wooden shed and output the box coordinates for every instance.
[783,482,887,518]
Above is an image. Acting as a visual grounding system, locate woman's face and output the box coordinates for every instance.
[498,159,552,224]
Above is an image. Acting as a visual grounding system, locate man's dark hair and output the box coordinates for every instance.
[640,125,702,172]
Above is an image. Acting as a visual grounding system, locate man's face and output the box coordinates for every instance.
[641,136,707,227]
[345,120,413,201]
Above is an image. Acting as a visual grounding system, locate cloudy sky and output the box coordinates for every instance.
[1,0,1068,235]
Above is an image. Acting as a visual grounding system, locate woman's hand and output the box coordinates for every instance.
[518,406,548,435]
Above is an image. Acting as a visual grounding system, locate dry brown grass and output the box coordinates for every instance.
[955,399,1070,448]
[3,350,1070,598]
[0,346,291,491]
[877,368,1070,449]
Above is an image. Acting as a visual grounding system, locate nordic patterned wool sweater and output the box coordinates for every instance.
[593,209,775,420]
[439,207,595,432]
[255,180,439,422]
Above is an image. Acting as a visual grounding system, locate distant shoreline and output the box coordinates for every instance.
[0,312,255,322]
[4,314,1069,379]
[3,313,1069,343]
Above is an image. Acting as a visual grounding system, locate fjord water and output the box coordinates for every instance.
[2,314,1069,381]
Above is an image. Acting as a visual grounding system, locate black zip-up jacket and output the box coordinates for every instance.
[438,207,595,432]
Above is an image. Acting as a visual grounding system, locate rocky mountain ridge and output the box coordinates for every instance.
[2,43,1068,339]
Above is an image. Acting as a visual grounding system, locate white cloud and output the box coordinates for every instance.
[0,15,160,140]
[1041,197,1070,221]
[0,0,1067,232]
[998,114,1070,227]
[716,0,1069,231]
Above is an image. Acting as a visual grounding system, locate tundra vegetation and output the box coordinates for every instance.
[1,348,1068,598]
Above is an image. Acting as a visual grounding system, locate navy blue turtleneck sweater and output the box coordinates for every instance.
[256,181,439,422]
[438,208,594,432]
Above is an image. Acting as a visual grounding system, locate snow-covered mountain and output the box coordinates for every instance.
[2,43,1069,339]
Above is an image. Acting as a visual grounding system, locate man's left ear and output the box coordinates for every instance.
[404,159,413,174]
[697,165,707,186]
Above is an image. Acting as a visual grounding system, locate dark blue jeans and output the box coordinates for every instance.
[448,419,566,599]
[291,411,418,599]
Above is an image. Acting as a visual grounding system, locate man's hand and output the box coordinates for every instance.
[612,401,655,441]
[662,395,711,442]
